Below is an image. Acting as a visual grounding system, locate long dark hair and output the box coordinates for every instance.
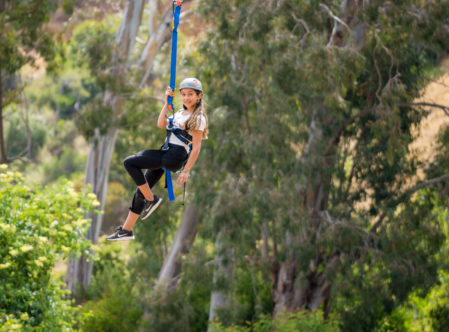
[184,92,208,139]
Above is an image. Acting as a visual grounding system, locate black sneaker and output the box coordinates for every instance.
[106,226,134,241]
[141,195,163,220]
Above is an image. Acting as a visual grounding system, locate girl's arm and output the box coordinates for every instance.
[158,87,173,129]
[157,104,169,129]
[176,130,202,187]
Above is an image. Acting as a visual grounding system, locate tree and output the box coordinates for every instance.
[0,0,75,163]
[191,0,449,329]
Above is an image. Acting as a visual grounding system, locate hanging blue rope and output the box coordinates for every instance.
[163,168,175,201]
[165,0,182,201]
[166,0,182,114]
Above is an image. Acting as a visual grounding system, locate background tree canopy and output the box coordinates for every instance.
[1,0,449,331]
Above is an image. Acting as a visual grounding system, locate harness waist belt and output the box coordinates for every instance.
[161,123,192,150]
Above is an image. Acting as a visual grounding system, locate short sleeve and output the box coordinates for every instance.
[196,115,207,132]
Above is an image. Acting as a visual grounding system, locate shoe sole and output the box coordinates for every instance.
[106,235,135,241]
[141,198,163,220]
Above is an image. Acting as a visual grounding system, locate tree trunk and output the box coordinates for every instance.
[273,259,331,315]
[138,2,173,87]
[139,205,199,331]
[207,228,233,330]
[65,0,145,293]
[272,0,365,315]
[0,69,6,164]
[114,0,146,65]
[65,127,118,291]
[154,205,198,292]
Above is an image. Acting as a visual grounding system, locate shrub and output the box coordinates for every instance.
[0,164,97,330]
[210,310,340,332]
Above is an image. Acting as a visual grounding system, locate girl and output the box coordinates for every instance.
[106,77,208,241]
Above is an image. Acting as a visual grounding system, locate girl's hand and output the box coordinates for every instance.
[177,170,189,187]
[165,86,174,104]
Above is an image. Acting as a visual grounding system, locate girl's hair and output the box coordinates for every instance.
[184,91,208,139]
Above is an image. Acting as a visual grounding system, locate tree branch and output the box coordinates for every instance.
[0,66,6,163]
[291,12,310,45]
[325,100,449,158]
[320,3,352,34]
[404,173,449,196]
[321,2,353,47]
[401,102,449,117]
[370,173,449,233]
[324,105,380,155]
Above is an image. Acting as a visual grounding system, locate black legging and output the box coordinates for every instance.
[123,143,188,214]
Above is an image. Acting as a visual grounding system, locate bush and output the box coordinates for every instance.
[378,272,449,332]
[75,238,143,332]
[210,310,340,332]
[0,164,98,330]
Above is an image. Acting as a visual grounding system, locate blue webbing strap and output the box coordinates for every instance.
[166,1,181,114]
[165,1,182,201]
[163,168,175,201]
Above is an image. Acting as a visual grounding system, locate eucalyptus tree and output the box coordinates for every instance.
[191,0,449,329]
[65,0,195,293]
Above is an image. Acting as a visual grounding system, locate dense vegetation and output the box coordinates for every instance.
[0,165,96,330]
[1,0,449,331]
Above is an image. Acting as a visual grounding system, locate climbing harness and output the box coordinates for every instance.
[162,0,188,202]
[161,120,192,204]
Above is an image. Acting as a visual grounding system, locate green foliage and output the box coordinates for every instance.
[4,112,47,160]
[376,200,449,332]
[24,119,88,185]
[42,147,86,184]
[0,0,81,164]
[210,311,340,332]
[0,164,98,330]
[193,0,449,330]
[377,272,449,332]
[334,190,447,332]
[61,0,76,16]
[66,17,146,141]
[5,1,448,331]
[138,244,213,332]
[0,1,59,75]
[77,96,115,140]
[69,19,117,90]
[76,239,143,331]
[28,66,99,120]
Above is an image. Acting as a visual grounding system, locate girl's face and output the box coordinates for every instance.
[180,88,202,110]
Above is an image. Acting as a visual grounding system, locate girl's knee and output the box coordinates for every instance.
[123,156,134,169]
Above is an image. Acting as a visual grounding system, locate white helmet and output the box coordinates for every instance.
[179,77,203,92]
